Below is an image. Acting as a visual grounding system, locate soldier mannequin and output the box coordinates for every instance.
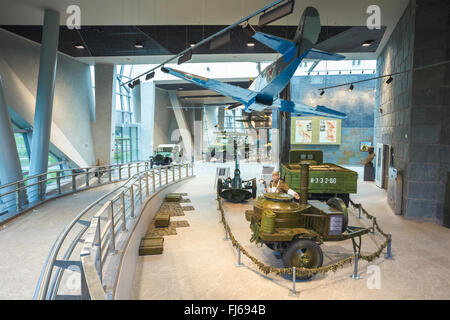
[265,171,300,200]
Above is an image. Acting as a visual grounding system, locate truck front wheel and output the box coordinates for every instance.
[282,239,323,280]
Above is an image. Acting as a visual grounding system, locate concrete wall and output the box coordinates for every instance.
[290,74,375,165]
[92,64,116,165]
[0,28,95,167]
[139,82,155,160]
[374,0,450,224]
[153,88,176,147]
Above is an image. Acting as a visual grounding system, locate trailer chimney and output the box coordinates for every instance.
[300,163,310,205]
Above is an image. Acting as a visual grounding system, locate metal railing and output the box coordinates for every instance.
[34,162,194,300]
[0,160,152,224]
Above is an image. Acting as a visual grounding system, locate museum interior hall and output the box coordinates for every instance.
[0,0,449,301]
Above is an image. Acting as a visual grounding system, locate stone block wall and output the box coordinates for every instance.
[374,0,450,224]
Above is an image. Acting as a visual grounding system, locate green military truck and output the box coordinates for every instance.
[280,150,357,206]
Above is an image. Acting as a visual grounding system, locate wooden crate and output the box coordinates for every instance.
[139,236,164,255]
[166,193,182,202]
[155,213,170,227]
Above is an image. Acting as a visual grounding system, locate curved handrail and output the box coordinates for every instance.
[34,162,194,300]
[0,160,194,224]
[33,174,137,300]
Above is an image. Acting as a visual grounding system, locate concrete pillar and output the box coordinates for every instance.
[218,107,225,130]
[193,107,203,161]
[0,76,25,211]
[28,9,60,201]
[271,110,280,170]
[168,91,194,160]
[92,64,116,165]
[140,82,155,160]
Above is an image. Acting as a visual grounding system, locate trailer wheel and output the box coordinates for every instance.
[217,179,223,195]
[252,178,257,199]
[282,239,323,280]
[327,197,349,233]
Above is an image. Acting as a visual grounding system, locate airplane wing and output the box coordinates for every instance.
[277,99,346,119]
[161,67,256,105]
[305,49,345,60]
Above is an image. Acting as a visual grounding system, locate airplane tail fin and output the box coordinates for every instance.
[294,7,321,57]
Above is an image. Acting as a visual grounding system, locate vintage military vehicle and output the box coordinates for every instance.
[218,140,257,203]
[280,150,358,206]
[150,144,181,166]
[246,163,370,280]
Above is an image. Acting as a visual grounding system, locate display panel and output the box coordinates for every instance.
[291,117,341,145]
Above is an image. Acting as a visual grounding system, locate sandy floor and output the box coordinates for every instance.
[131,162,450,300]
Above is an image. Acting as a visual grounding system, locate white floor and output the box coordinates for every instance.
[131,162,450,300]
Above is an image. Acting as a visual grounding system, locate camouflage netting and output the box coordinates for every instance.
[217,193,391,278]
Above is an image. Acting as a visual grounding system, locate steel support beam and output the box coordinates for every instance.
[28,9,60,201]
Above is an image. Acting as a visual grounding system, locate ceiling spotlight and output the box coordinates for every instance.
[145,71,155,81]
[362,39,375,47]
[386,76,394,84]
[349,84,354,91]
[74,43,84,49]
[247,42,255,47]
[128,83,134,89]
[135,41,144,48]
[320,90,325,96]
[132,79,140,87]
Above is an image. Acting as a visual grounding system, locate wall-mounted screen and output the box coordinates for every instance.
[291,117,341,145]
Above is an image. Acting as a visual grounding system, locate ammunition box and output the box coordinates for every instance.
[155,213,170,227]
[139,236,164,255]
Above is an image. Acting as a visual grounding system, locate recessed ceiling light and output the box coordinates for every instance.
[135,41,144,48]
[190,43,195,47]
[362,39,375,47]
[74,43,84,49]
[178,87,183,90]
[247,42,255,47]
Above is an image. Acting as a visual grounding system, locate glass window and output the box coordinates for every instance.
[14,133,30,173]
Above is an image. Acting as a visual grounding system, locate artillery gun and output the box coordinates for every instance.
[217,140,257,203]
[246,162,371,280]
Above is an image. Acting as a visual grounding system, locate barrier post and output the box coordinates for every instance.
[235,245,243,267]
[152,170,156,191]
[121,192,127,231]
[56,171,61,194]
[288,267,299,297]
[130,186,135,218]
[71,170,76,191]
[109,201,116,254]
[15,182,21,211]
[351,252,361,280]
[85,170,89,188]
[385,234,393,259]
[145,171,149,196]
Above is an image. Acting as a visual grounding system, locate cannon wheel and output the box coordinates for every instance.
[282,239,323,280]
[217,179,223,195]
[252,178,257,199]
[327,197,349,233]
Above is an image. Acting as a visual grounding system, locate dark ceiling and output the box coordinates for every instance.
[1,24,385,57]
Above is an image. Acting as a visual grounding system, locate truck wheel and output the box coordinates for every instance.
[327,197,349,233]
[252,178,257,199]
[217,179,223,195]
[282,239,323,280]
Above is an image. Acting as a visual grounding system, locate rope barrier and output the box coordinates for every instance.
[217,193,392,278]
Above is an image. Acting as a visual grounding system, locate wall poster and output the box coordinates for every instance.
[291,117,341,145]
